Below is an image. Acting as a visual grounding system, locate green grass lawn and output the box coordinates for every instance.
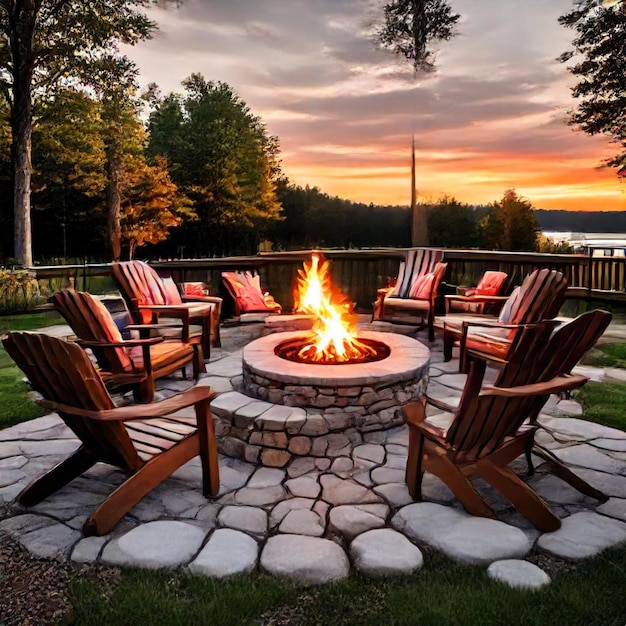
[0,310,63,427]
[67,549,626,625]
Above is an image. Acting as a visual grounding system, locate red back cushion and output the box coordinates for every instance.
[222,272,267,311]
[408,273,434,300]
[475,271,507,296]
[160,277,183,305]
[184,282,208,297]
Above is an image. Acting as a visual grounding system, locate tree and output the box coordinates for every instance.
[147,75,282,257]
[120,156,194,259]
[559,0,626,178]
[31,89,106,260]
[0,0,166,266]
[479,190,539,252]
[427,196,479,248]
[377,0,460,72]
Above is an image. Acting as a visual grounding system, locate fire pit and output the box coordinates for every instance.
[218,254,430,467]
[242,330,428,411]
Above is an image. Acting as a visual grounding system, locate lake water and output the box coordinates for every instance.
[543,231,626,256]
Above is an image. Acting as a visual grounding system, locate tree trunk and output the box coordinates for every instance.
[106,149,122,262]
[10,0,38,268]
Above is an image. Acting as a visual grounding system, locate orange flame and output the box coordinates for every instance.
[293,253,377,363]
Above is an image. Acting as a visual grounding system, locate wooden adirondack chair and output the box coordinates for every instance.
[221,270,282,319]
[442,268,568,371]
[2,332,220,536]
[404,310,611,531]
[51,290,204,403]
[372,248,446,341]
[111,260,222,354]
[444,270,509,315]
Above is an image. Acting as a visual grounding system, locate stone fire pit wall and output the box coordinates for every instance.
[217,331,430,467]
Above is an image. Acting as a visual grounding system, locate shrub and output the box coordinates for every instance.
[0,270,43,314]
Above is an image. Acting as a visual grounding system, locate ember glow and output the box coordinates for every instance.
[293,253,378,363]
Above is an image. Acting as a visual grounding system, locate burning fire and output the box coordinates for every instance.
[293,253,377,363]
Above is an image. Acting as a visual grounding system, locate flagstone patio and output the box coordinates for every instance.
[1,317,626,587]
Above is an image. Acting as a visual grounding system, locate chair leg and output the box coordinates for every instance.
[18,446,96,506]
[406,427,425,500]
[83,435,200,536]
[443,330,455,362]
[478,460,561,532]
[133,379,155,404]
[195,398,220,497]
[425,451,497,520]
[533,444,608,502]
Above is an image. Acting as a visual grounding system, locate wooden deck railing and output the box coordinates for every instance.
[25,247,626,314]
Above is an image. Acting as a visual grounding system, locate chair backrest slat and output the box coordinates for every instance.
[390,248,444,298]
[51,290,134,373]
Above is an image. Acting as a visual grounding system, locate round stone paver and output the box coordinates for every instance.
[351,528,423,576]
[100,520,207,569]
[392,503,532,566]
[260,535,350,583]
[188,528,259,578]
[536,512,626,560]
[487,560,551,589]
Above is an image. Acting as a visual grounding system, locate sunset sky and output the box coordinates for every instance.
[125,0,625,212]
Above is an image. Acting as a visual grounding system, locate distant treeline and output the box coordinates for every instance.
[535,210,626,233]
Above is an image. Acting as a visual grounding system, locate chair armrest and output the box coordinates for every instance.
[481,374,588,398]
[39,386,221,422]
[181,295,223,305]
[77,337,164,349]
[423,395,458,413]
[138,304,191,319]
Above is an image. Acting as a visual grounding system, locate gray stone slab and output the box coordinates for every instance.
[279,509,325,536]
[371,467,405,485]
[71,536,107,563]
[234,485,285,506]
[210,391,254,416]
[101,521,206,568]
[487,560,551,589]
[597,498,626,522]
[285,476,321,498]
[537,512,626,560]
[538,417,626,441]
[15,521,81,559]
[260,535,350,584]
[188,528,259,577]
[352,444,385,464]
[195,376,234,393]
[320,474,382,506]
[218,461,255,495]
[204,356,244,377]
[373,482,414,508]
[270,497,315,527]
[351,528,423,576]
[218,505,267,534]
[547,444,625,475]
[553,400,584,417]
[592,438,626,453]
[392,502,532,566]
[247,467,286,488]
[329,504,387,540]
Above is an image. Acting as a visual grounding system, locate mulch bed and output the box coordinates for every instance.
[0,532,121,625]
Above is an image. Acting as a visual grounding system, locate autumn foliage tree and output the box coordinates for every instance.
[120,156,194,260]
